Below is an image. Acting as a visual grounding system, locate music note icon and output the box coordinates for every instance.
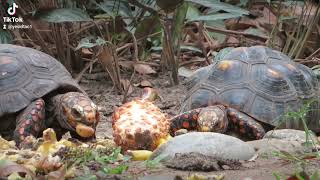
[7,2,18,16]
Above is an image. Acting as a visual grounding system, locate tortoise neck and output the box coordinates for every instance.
[47,94,74,131]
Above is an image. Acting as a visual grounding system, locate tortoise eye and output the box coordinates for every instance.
[71,108,82,118]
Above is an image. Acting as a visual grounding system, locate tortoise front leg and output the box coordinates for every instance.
[14,98,46,147]
[226,107,265,139]
[169,108,201,136]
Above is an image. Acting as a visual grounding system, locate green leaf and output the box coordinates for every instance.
[145,155,165,169]
[239,0,249,7]
[34,8,92,22]
[244,27,266,37]
[185,0,249,15]
[102,164,128,174]
[179,67,195,78]
[311,170,320,180]
[186,4,201,20]
[95,0,132,18]
[76,36,108,50]
[312,65,320,80]
[205,20,226,43]
[180,45,202,53]
[152,46,202,53]
[0,30,13,44]
[272,172,283,180]
[188,12,242,22]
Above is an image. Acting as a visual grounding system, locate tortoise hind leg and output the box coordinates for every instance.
[14,98,46,147]
[226,107,265,139]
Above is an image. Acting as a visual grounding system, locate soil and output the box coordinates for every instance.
[78,72,320,180]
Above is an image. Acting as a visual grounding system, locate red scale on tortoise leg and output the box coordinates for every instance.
[169,108,202,136]
[13,98,46,146]
[226,108,265,140]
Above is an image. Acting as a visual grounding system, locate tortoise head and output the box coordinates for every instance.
[59,92,100,139]
[197,105,228,133]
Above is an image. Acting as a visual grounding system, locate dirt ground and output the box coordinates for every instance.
[78,72,320,180]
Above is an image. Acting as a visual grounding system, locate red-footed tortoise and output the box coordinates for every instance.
[0,44,100,147]
[170,46,320,139]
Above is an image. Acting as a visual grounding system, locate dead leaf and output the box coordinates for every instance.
[178,67,194,78]
[225,17,258,30]
[0,159,35,179]
[0,137,16,150]
[47,167,66,180]
[140,80,153,87]
[134,64,156,75]
[98,46,122,92]
[254,6,277,26]
[35,155,63,173]
[226,36,240,45]
[119,60,134,70]
[81,48,93,55]
[120,79,133,95]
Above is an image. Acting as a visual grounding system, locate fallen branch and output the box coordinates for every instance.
[122,69,136,104]
[179,58,207,67]
[204,25,269,42]
[75,58,99,83]
[306,48,320,60]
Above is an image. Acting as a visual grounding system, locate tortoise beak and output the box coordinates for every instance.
[75,123,95,138]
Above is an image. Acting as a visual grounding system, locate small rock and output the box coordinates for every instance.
[247,138,310,157]
[139,175,182,180]
[264,129,317,142]
[151,132,255,163]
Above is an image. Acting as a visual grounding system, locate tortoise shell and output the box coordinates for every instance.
[182,46,320,132]
[0,44,84,117]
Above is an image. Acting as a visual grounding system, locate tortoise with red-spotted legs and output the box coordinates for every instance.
[0,44,100,147]
[170,46,320,140]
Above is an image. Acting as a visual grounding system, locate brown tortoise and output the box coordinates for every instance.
[170,46,320,139]
[0,44,100,147]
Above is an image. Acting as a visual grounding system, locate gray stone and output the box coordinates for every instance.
[150,132,255,162]
[264,129,317,142]
[139,175,180,180]
[247,139,310,157]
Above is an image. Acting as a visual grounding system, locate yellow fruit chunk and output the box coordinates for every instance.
[76,123,95,138]
[128,150,153,161]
